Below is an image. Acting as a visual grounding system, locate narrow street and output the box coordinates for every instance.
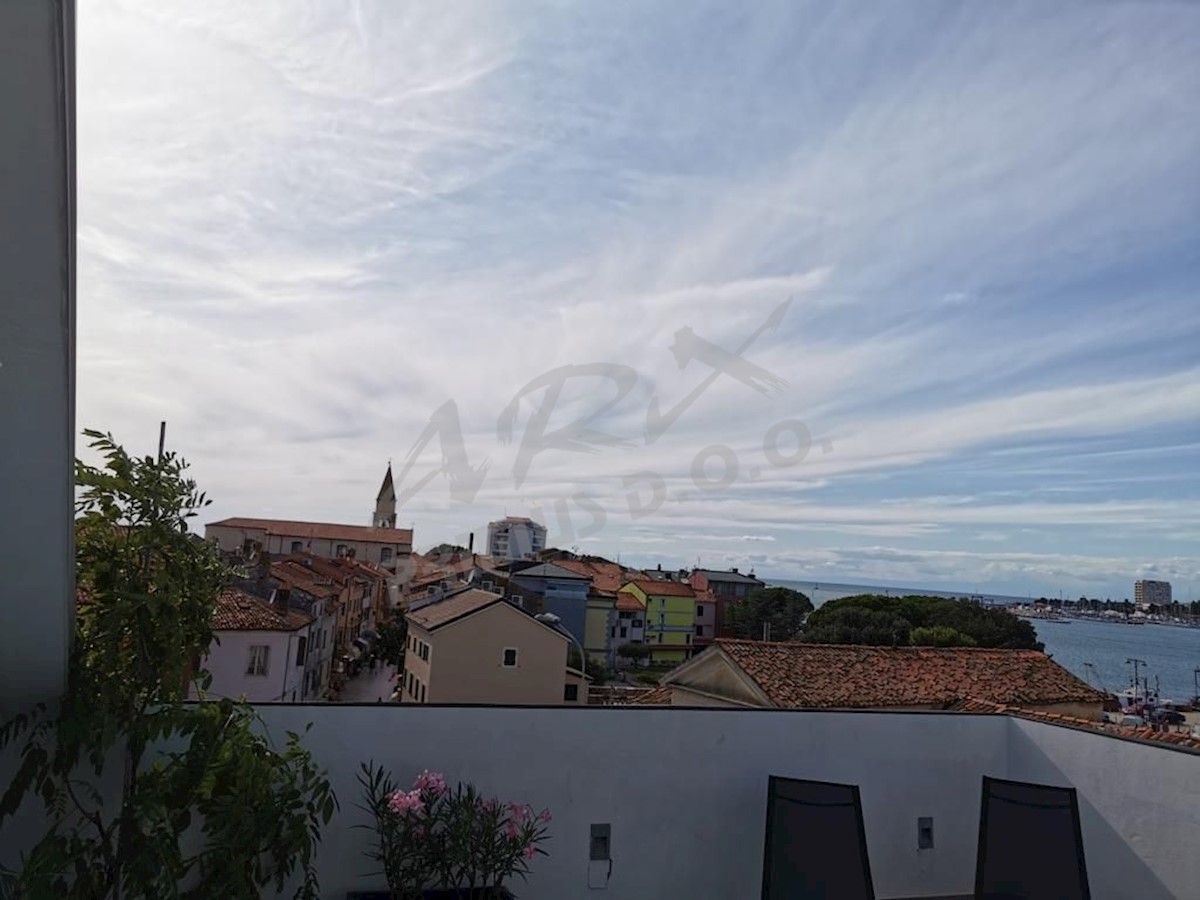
[337,661,401,703]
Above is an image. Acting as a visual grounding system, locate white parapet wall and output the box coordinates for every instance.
[252,704,1198,900]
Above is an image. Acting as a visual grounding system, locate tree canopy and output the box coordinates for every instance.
[725,586,814,641]
[1,430,335,899]
[801,594,1042,650]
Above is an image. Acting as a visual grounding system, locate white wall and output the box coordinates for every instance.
[257,706,1010,899]
[0,0,74,712]
[1008,718,1199,900]
[202,629,308,703]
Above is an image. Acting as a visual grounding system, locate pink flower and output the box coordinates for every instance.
[388,789,425,816]
[505,820,520,840]
[413,770,448,796]
[539,809,552,824]
[523,845,537,861]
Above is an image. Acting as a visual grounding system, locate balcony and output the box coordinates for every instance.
[253,703,1197,899]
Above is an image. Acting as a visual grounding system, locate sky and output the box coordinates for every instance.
[77,1,1200,600]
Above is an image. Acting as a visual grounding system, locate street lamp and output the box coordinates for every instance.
[535,612,587,678]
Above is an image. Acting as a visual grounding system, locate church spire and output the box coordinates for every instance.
[373,463,397,528]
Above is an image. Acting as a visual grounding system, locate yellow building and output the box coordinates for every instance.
[618,579,699,664]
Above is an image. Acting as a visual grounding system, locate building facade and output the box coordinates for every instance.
[1134,579,1172,609]
[618,579,699,663]
[508,562,591,648]
[485,516,547,562]
[689,568,764,636]
[401,588,584,705]
[206,517,413,571]
[198,588,315,703]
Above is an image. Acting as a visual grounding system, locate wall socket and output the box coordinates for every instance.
[917,816,934,850]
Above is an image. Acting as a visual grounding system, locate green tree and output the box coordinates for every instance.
[375,617,408,669]
[801,594,1042,650]
[0,430,335,899]
[909,625,977,647]
[802,605,912,646]
[725,586,814,641]
[616,643,650,667]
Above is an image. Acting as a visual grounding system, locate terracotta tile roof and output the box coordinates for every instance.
[270,561,341,598]
[407,588,507,631]
[209,517,413,545]
[625,578,696,598]
[629,685,673,705]
[616,591,646,612]
[710,640,1106,709]
[553,558,632,594]
[212,588,313,632]
[948,698,1200,753]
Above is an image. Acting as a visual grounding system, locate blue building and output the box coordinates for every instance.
[509,563,591,649]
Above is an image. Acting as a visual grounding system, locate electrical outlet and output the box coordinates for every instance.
[918,816,934,850]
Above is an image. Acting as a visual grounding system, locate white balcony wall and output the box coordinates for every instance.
[259,706,1011,899]
[1008,718,1198,900]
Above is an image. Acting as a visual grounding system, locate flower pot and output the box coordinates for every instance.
[421,889,515,900]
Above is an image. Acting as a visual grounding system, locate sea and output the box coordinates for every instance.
[769,579,1200,702]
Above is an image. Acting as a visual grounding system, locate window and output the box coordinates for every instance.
[246,645,270,676]
[696,604,704,617]
[296,636,307,666]
[564,684,579,702]
[381,547,393,563]
[633,619,642,628]
[482,579,495,591]
[419,683,426,703]
[502,647,518,668]
[657,634,663,643]
[610,627,616,638]
[421,642,429,662]
[659,613,665,624]
[291,541,303,553]
[336,544,348,557]
[685,633,691,644]
[696,625,704,637]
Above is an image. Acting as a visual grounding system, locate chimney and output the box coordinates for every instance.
[657,563,662,571]
[468,532,475,552]
[731,567,739,574]
[271,588,291,615]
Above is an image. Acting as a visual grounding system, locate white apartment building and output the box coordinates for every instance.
[485,516,547,562]
[1134,579,1172,609]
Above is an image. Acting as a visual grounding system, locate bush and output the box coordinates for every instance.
[910,625,977,647]
[801,594,1042,650]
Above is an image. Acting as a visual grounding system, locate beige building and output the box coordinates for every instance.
[402,588,587,705]
[640,639,1106,719]
[206,517,413,571]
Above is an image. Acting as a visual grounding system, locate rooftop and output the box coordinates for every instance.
[624,578,697,597]
[686,640,1106,709]
[509,562,591,581]
[212,588,313,632]
[209,516,413,545]
[695,568,763,584]
[552,558,637,594]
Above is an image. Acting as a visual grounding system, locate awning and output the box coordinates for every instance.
[352,637,370,653]
[361,629,379,640]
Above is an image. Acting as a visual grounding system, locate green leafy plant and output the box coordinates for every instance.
[0,430,336,899]
[358,763,550,899]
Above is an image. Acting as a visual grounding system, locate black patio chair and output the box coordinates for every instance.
[761,776,875,900]
[975,776,1090,900]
